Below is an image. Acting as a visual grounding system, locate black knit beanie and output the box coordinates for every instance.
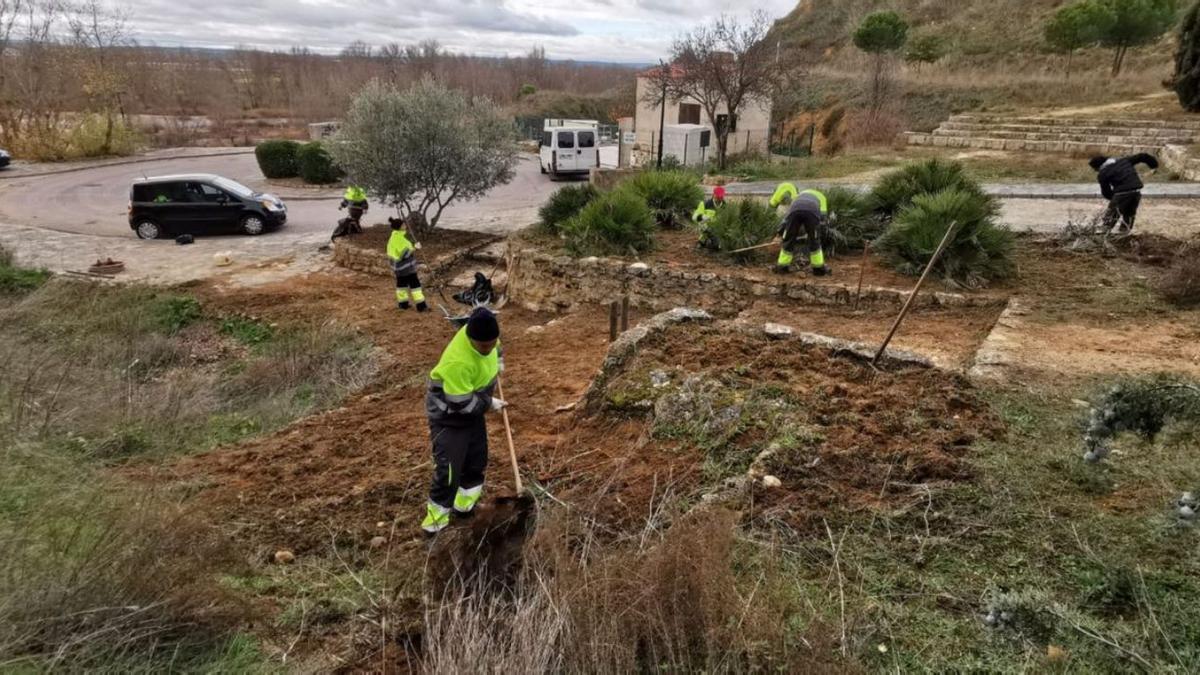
[466,308,500,342]
[1089,156,1109,171]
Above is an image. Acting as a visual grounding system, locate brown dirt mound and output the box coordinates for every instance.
[342,224,495,260]
[545,322,1003,534]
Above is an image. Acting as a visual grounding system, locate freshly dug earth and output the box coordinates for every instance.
[153,269,616,555]
[341,224,497,263]
[545,322,1004,534]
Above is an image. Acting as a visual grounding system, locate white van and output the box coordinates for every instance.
[539,122,599,180]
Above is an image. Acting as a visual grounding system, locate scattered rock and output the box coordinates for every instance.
[376,521,387,528]
[1046,645,1068,663]
[627,262,650,276]
[274,549,296,565]
[763,322,794,339]
[762,475,782,488]
[649,369,671,388]
[525,325,545,334]
[370,536,388,549]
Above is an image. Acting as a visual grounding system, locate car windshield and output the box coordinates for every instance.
[211,177,255,198]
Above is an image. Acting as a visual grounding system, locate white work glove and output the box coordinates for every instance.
[414,242,422,250]
[490,397,508,412]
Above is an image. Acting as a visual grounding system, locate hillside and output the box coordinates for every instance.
[771,0,1174,72]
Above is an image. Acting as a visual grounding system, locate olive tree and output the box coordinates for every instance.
[329,76,518,236]
[853,11,909,112]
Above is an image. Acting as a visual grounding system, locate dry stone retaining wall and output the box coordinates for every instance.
[506,246,1005,317]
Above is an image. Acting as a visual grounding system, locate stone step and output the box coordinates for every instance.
[939,121,1200,139]
[949,114,1200,131]
[931,128,1193,145]
[903,131,1162,155]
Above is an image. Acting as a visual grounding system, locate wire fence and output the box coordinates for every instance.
[513,116,619,144]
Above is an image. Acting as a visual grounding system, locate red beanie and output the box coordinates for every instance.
[713,186,726,200]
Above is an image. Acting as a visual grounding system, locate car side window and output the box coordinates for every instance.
[541,131,552,147]
[199,183,229,202]
[183,182,209,203]
[557,132,574,149]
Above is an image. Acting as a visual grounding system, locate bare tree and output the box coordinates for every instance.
[643,11,783,169]
[67,0,129,154]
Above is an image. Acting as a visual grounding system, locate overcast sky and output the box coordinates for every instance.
[120,0,796,63]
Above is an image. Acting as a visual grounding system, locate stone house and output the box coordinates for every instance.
[633,65,772,158]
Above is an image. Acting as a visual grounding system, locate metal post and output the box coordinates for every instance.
[620,295,629,332]
[609,301,619,342]
[657,61,667,170]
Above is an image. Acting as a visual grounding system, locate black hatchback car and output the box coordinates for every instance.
[128,173,286,239]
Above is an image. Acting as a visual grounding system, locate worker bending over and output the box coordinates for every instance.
[692,186,727,250]
[769,182,799,211]
[421,308,506,534]
[387,217,426,312]
[1089,153,1158,233]
[776,188,830,276]
[341,185,369,222]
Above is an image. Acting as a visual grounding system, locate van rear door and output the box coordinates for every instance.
[577,130,598,169]
[555,130,577,173]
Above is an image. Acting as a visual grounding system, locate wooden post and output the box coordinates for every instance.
[853,240,870,310]
[609,301,619,342]
[872,222,958,366]
[620,295,630,332]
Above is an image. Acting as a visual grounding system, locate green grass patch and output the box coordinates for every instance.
[220,315,274,347]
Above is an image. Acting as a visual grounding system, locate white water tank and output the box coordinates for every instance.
[661,124,712,167]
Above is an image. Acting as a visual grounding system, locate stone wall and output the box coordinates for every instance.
[589,167,641,190]
[1162,144,1200,181]
[506,246,1006,316]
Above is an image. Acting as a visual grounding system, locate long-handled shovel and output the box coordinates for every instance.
[496,379,523,494]
[729,238,781,255]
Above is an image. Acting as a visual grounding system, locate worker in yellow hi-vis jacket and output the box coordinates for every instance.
[775,188,830,277]
[420,308,506,534]
[387,217,426,312]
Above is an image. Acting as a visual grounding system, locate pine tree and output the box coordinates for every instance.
[1173,1,1200,111]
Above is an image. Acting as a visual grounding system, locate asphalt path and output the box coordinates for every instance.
[0,151,573,239]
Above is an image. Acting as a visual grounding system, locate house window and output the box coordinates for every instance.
[678,103,701,125]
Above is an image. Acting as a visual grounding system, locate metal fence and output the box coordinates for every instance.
[770,123,815,158]
[513,116,618,144]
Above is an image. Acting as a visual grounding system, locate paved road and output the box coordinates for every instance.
[0,148,606,239]
[725,181,1200,199]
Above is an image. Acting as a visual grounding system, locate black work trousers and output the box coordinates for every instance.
[1104,190,1141,231]
[428,416,489,508]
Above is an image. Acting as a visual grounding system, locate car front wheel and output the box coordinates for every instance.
[134,219,162,239]
[241,214,266,236]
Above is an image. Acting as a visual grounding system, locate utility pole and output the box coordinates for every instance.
[657,60,667,170]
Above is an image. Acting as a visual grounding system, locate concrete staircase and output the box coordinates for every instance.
[904,114,1200,155]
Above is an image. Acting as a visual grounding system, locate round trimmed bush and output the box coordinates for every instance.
[869,159,985,218]
[296,141,343,184]
[622,170,704,228]
[538,183,600,235]
[704,199,779,259]
[561,190,656,256]
[254,140,301,179]
[873,188,1014,288]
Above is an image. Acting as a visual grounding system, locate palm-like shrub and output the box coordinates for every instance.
[562,190,656,256]
[869,159,985,217]
[538,184,599,235]
[822,187,885,253]
[622,171,704,228]
[704,199,779,260]
[874,188,1015,288]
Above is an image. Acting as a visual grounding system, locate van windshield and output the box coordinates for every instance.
[211,177,255,198]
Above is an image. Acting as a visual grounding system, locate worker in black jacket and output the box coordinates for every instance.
[1089,153,1158,232]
